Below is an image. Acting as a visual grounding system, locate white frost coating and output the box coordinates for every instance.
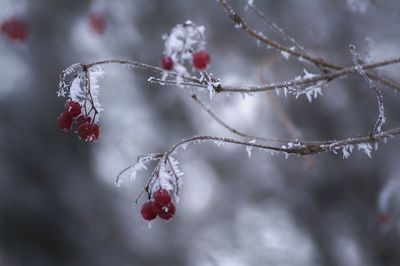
[153,156,184,202]
[302,69,317,79]
[281,51,290,60]
[246,140,256,158]
[207,81,215,100]
[58,63,81,97]
[162,20,206,85]
[246,145,253,158]
[115,154,159,187]
[357,143,372,158]
[295,85,323,103]
[342,145,354,159]
[212,140,224,146]
[350,44,385,134]
[69,66,105,123]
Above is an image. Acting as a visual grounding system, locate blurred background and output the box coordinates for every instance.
[1,0,400,265]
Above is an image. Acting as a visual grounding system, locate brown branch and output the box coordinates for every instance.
[217,0,400,92]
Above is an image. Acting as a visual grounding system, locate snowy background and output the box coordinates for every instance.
[1,0,400,265]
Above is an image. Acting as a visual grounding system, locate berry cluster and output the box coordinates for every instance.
[160,50,210,71]
[57,100,100,141]
[1,16,28,42]
[141,189,176,221]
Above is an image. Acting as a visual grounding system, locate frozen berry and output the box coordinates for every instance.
[78,122,100,141]
[64,101,81,117]
[141,201,157,221]
[192,50,210,69]
[151,201,163,215]
[57,112,73,131]
[153,189,171,206]
[158,202,176,221]
[89,13,105,34]
[76,115,91,126]
[160,56,173,70]
[1,17,28,42]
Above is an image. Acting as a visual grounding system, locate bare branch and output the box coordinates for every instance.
[350,44,385,134]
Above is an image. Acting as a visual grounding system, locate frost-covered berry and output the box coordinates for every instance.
[64,101,81,117]
[57,112,73,131]
[192,50,210,69]
[89,13,105,34]
[76,115,91,126]
[158,202,176,221]
[151,201,163,215]
[141,201,157,221]
[78,122,100,141]
[160,56,173,70]
[153,188,171,206]
[1,17,28,42]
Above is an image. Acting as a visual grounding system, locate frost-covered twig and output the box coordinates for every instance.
[217,0,400,92]
[350,44,385,134]
[217,57,400,93]
[164,126,400,158]
[217,0,340,70]
[241,0,307,54]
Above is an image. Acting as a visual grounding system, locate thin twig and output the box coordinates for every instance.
[350,44,385,134]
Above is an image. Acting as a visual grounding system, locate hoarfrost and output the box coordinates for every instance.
[342,145,354,159]
[281,51,290,60]
[246,140,256,158]
[357,143,372,158]
[153,156,184,201]
[162,20,206,85]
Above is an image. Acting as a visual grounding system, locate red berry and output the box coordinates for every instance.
[89,13,105,34]
[1,17,28,42]
[192,50,210,69]
[160,56,173,70]
[153,189,171,206]
[151,201,164,215]
[57,112,73,131]
[64,101,81,117]
[78,122,100,141]
[76,115,91,126]
[141,201,157,221]
[158,202,176,221]
[91,124,100,140]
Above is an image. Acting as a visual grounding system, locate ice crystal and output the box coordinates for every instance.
[281,51,290,60]
[115,154,160,187]
[162,20,206,85]
[357,143,372,158]
[342,145,354,159]
[153,156,184,202]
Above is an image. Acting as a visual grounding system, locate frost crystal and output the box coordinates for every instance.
[115,154,160,187]
[281,51,290,60]
[162,20,206,85]
[246,140,256,158]
[153,156,184,202]
[295,85,323,103]
[58,63,82,97]
[342,145,354,159]
[70,66,105,123]
[357,143,372,158]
